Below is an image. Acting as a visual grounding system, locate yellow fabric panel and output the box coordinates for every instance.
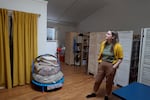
[24,14,30,83]
[18,12,25,85]
[13,11,38,86]
[0,9,5,87]
[13,11,19,86]
[0,9,12,88]
[33,14,38,59]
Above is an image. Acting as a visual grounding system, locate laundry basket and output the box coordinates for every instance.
[31,54,64,92]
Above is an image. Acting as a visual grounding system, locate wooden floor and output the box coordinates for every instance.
[0,63,121,100]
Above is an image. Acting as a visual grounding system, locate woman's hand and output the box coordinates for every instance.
[113,63,118,69]
[113,59,123,69]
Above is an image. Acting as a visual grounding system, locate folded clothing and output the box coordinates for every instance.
[34,62,60,76]
[36,56,59,66]
[32,71,63,84]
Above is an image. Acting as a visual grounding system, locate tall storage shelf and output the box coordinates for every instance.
[80,33,90,73]
[74,43,82,66]
[65,32,90,67]
[81,33,90,66]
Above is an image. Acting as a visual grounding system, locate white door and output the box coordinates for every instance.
[114,31,133,86]
[138,28,150,86]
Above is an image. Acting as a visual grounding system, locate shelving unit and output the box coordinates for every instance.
[81,33,90,73]
[129,34,141,83]
[82,33,89,65]
[74,43,82,66]
[65,32,90,68]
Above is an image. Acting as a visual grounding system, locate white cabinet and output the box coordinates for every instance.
[138,28,150,86]
[88,32,106,76]
[114,31,133,86]
[65,32,79,65]
[88,31,134,86]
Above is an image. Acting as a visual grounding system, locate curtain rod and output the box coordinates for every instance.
[7,9,41,17]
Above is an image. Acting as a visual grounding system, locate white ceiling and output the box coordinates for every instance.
[47,0,106,25]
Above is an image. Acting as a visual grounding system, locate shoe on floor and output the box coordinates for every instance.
[104,96,108,100]
[86,93,96,98]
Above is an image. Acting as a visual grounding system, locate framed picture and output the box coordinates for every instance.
[47,27,56,41]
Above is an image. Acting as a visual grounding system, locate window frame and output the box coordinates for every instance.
[47,27,57,42]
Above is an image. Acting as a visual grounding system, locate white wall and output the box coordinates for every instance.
[47,22,77,48]
[78,0,150,33]
[0,0,56,56]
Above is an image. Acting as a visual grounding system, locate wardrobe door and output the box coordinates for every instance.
[114,31,133,86]
[88,32,105,76]
[65,32,78,65]
[88,32,97,75]
[138,28,150,86]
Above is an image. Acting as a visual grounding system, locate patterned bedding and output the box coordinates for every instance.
[34,62,60,76]
[33,71,63,84]
[32,54,64,84]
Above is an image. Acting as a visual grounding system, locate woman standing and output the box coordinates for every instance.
[86,31,123,100]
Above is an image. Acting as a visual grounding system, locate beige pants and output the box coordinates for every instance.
[93,61,116,95]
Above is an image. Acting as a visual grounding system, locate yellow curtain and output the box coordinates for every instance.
[0,9,12,88]
[12,11,38,86]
